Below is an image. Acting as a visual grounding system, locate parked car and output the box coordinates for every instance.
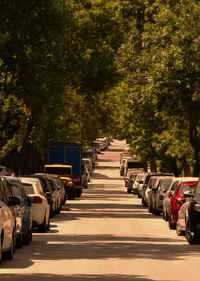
[19,177,50,232]
[82,158,92,175]
[146,176,160,210]
[142,172,173,207]
[152,177,173,215]
[127,173,137,193]
[176,178,200,244]
[132,173,144,195]
[148,176,173,215]
[44,165,76,200]
[3,176,32,245]
[120,156,132,176]
[31,173,57,217]
[81,165,88,189]
[0,178,18,261]
[165,177,198,229]
[1,176,23,249]
[137,174,146,198]
[44,174,65,213]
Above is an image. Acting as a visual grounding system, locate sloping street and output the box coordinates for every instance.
[0,140,200,281]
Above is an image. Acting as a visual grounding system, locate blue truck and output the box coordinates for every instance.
[46,142,83,198]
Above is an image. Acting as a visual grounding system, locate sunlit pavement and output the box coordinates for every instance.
[1,140,200,281]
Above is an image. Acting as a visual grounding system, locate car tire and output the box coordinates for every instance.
[23,228,32,245]
[127,188,132,194]
[16,232,23,249]
[148,204,152,213]
[186,220,200,244]
[39,216,47,233]
[76,189,82,198]
[168,216,176,230]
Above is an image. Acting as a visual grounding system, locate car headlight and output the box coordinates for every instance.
[194,204,200,212]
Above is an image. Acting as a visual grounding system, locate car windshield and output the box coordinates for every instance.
[180,182,197,194]
[45,167,71,175]
[160,179,173,192]
[23,183,35,194]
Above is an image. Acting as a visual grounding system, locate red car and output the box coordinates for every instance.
[168,177,198,229]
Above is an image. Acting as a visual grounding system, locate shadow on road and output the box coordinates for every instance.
[1,233,199,269]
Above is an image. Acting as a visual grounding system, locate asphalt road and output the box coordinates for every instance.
[1,140,200,281]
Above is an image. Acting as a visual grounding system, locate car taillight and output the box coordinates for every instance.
[72,178,80,182]
[32,196,42,204]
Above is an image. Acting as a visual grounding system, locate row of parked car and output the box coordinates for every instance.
[120,148,200,245]
[0,136,112,263]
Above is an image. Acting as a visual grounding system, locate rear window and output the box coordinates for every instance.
[127,162,144,169]
[23,183,35,194]
[45,167,71,175]
[180,182,197,194]
[8,182,23,199]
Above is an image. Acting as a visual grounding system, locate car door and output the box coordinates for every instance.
[0,181,13,249]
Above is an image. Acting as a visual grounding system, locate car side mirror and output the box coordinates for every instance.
[45,192,52,199]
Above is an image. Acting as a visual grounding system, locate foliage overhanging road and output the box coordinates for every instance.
[0,140,200,281]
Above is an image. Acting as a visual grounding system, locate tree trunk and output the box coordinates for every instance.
[150,160,157,172]
[189,124,200,177]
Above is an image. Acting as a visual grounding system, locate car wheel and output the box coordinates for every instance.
[168,216,176,230]
[176,221,184,236]
[16,231,23,249]
[185,220,200,244]
[148,204,152,213]
[76,189,82,198]
[38,215,47,233]
[23,228,32,245]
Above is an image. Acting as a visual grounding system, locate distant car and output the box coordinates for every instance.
[176,178,200,244]
[152,177,173,215]
[132,173,144,195]
[4,176,32,245]
[19,177,50,232]
[81,165,88,189]
[148,176,173,215]
[127,173,137,193]
[166,177,198,229]
[0,178,18,261]
[31,173,57,217]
